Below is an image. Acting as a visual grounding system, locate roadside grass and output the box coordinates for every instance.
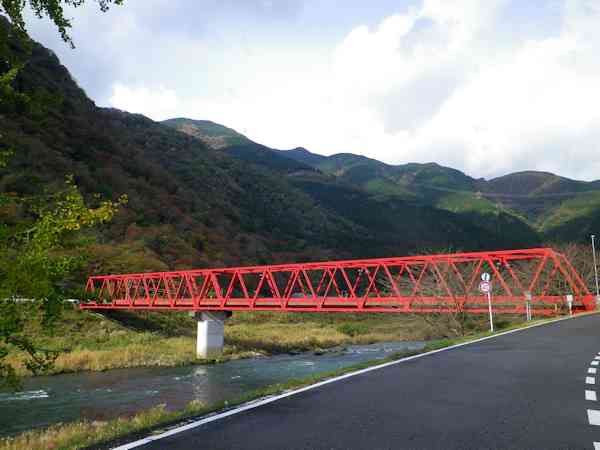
[0,313,570,450]
[7,307,459,376]
[0,401,207,450]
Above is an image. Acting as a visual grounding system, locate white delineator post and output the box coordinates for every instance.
[194,312,230,359]
[525,291,532,321]
[566,294,573,316]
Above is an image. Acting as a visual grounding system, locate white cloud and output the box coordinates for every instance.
[109,84,178,120]
[27,0,600,181]
[309,0,600,180]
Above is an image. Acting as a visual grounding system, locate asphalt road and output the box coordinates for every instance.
[137,314,600,449]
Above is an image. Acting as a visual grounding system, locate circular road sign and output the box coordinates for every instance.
[481,272,491,282]
[479,280,491,293]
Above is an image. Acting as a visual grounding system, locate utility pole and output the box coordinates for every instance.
[592,235,600,305]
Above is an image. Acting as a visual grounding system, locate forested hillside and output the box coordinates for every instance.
[0,21,547,282]
[165,119,600,244]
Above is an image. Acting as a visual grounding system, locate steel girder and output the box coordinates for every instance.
[80,248,594,315]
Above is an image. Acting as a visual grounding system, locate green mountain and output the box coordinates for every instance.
[163,118,540,249]
[0,21,545,280]
[168,119,600,243]
[478,171,598,223]
[163,118,317,174]
[281,148,600,239]
[162,118,250,149]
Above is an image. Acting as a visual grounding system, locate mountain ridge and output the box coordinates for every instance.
[163,118,600,238]
[164,118,600,190]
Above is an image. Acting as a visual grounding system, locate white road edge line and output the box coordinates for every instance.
[112,312,597,450]
[586,390,597,401]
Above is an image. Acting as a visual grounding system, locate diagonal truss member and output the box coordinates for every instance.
[80,248,595,316]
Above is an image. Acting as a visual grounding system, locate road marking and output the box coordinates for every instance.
[594,356,600,360]
[588,409,600,425]
[111,312,598,450]
[588,355,600,448]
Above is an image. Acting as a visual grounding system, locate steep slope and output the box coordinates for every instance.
[165,113,600,245]
[539,192,600,240]
[289,175,540,251]
[477,171,594,223]
[282,150,477,201]
[0,20,544,278]
[0,22,361,270]
[278,149,532,232]
[482,171,587,196]
[162,118,250,149]
[164,120,540,249]
[281,147,600,240]
[163,118,316,174]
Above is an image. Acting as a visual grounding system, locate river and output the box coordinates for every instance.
[0,340,425,437]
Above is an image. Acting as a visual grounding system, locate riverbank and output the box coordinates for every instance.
[0,315,567,450]
[0,339,461,450]
[7,306,487,376]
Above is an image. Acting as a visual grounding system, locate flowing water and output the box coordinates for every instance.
[0,340,425,437]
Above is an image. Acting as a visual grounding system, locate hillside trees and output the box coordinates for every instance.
[0,160,126,388]
[1,3,129,388]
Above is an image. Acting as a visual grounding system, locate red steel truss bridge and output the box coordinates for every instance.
[80,248,595,316]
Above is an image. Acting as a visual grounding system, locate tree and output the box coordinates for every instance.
[0,162,127,388]
[0,1,130,390]
[1,0,124,47]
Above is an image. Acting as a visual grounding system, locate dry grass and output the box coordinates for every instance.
[224,312,440,354]
[7,307,495,377]
[0,400,205,450]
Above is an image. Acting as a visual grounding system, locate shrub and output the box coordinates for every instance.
[336,322,370,337]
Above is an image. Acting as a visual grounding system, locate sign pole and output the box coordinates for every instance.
[480,272,493,332]
[592,235,600,308]
[487,291,494,332]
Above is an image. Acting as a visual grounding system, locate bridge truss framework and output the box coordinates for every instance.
[81,248,594,316]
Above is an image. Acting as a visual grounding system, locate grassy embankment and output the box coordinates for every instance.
[6,304,487,376]
[0,314,569,450]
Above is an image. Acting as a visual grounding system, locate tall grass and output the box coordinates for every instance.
[9,309,456,376]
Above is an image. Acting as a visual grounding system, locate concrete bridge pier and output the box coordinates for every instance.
[194,311,231,359]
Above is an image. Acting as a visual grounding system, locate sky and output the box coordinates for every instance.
[23,0,600,181]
